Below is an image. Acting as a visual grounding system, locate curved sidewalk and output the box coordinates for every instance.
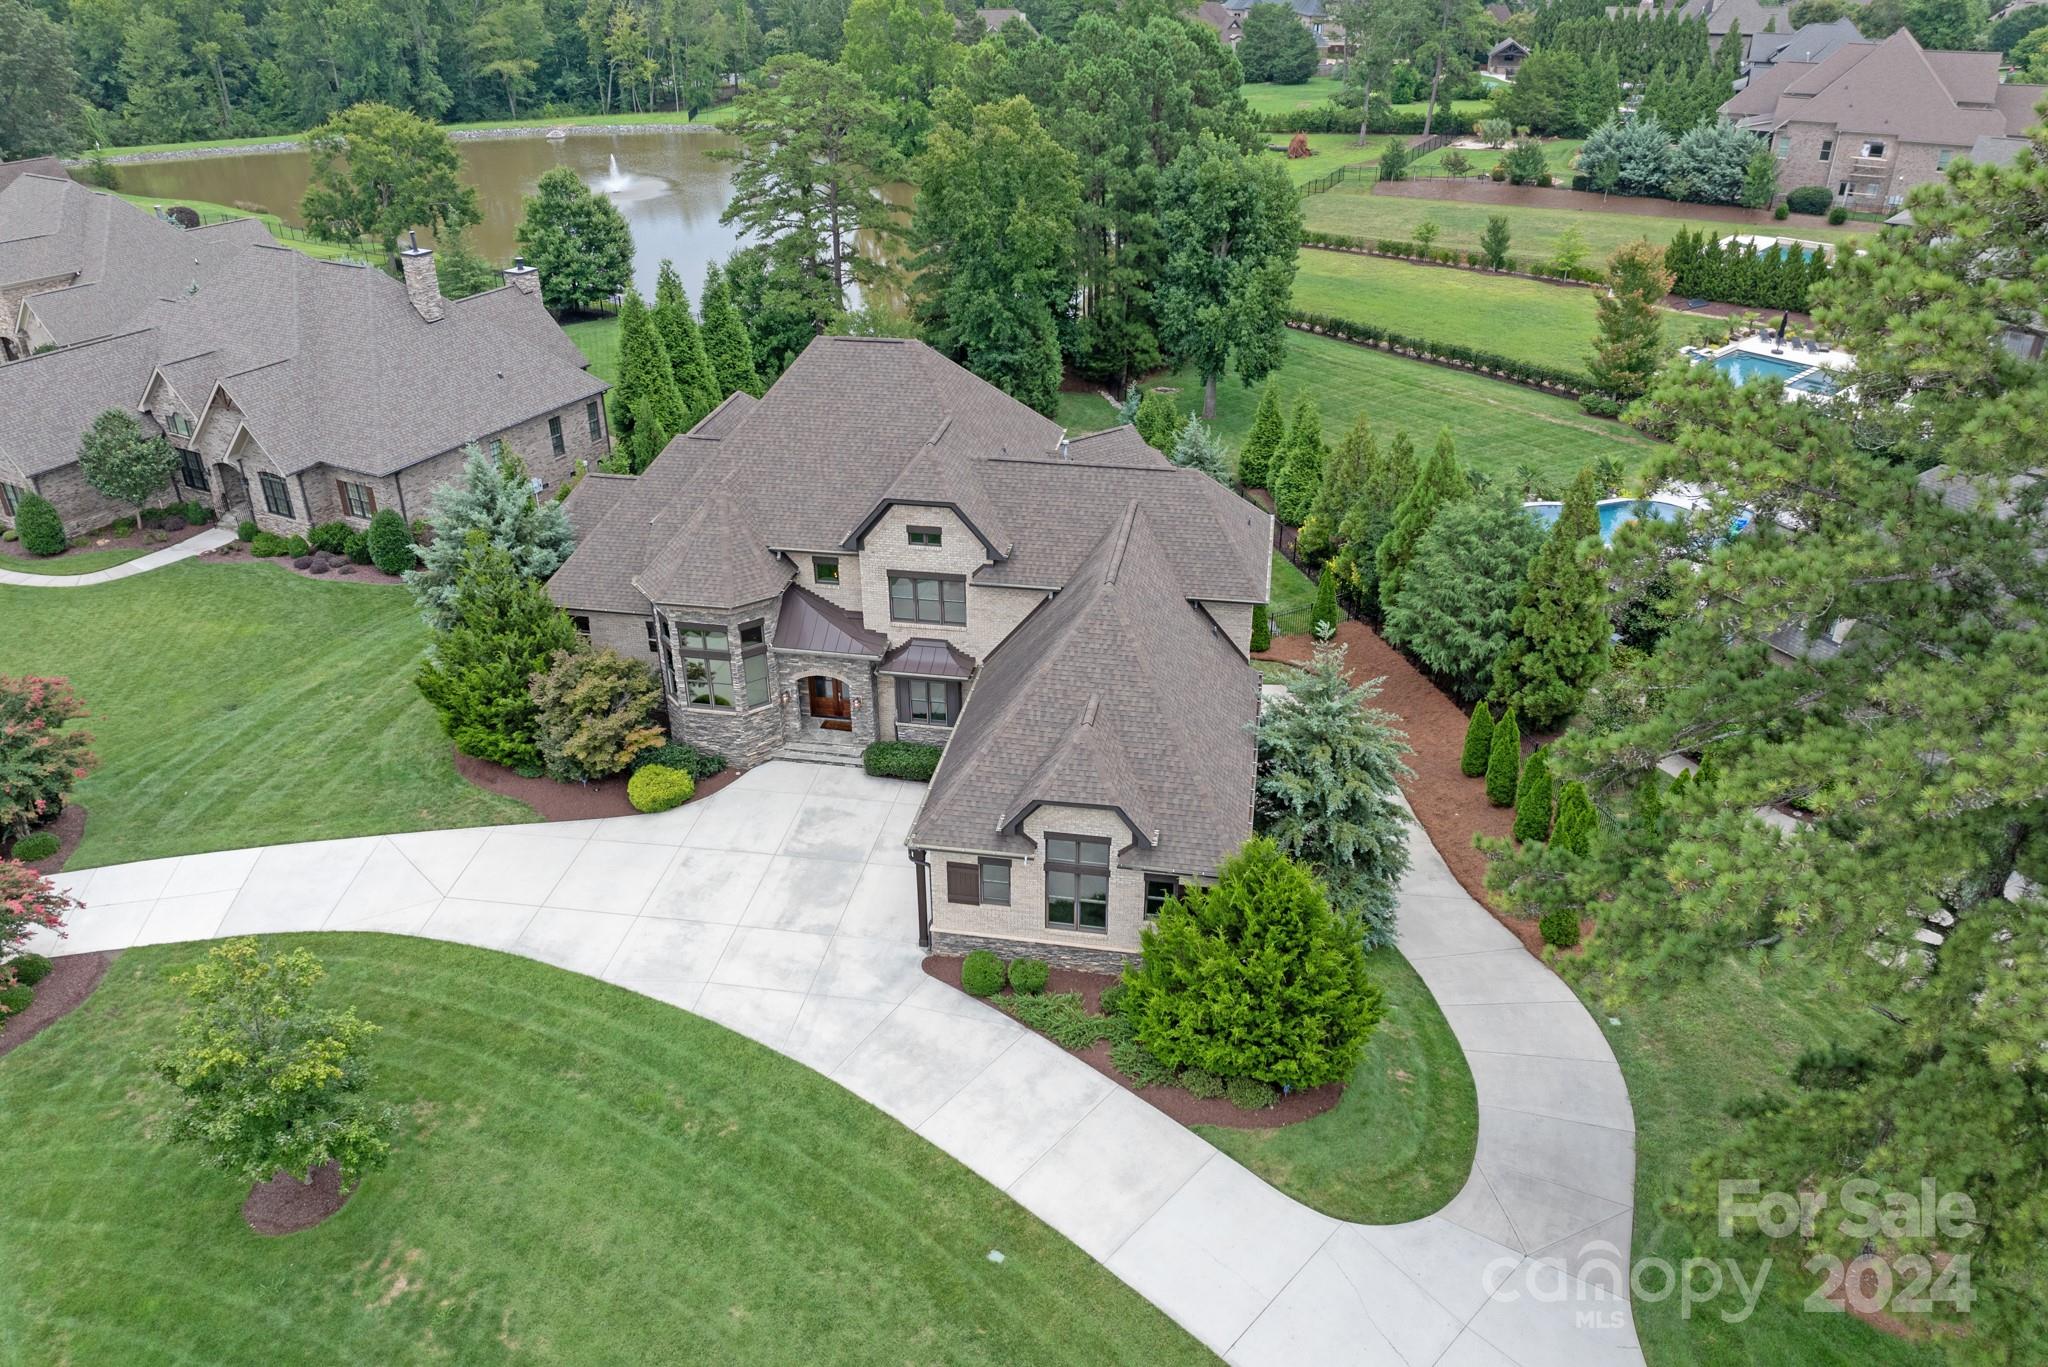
[0,526,236,588]
[25,761,1640,1366]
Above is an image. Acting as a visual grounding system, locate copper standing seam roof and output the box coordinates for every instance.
[878,637,976,678]
[774,584,888,657]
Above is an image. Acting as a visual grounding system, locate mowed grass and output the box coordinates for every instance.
[1597,953,1945,1367]
[1292,251,1717,368]
[1264,133,1384,185]
[0,563,532,868]
[1199,947,1478,1224]
[99,103,740,158]
[1405,137,1585,177]
[1063,329,1654,487]
[0,547,153,575]
[564,315,621,382]
[1239,76,1351,117]
[1305,186,1873,261]
[1268,550,1318,635]
[116,193,372,262]
[0,936,1212,1365]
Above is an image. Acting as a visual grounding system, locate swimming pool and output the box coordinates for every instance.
[1524,497,1689,541]
[1710,351,1813,386]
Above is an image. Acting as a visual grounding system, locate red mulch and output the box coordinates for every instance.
[1,520,207,564]
[200,542,405,585]
[1260,622,1552,957]
[243,1160,352,1235]
[451,748,742,822]
[1663,295,1813,325]
[0,950,111,1061]
[920,956,1344,1130]
[1370,178,1838,231]
[3,805,86,874]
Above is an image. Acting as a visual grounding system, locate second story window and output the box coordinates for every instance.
[549,415,566,456]
[1861,140,1885,158]
[907,525,942,547]
[1819,138,1834,162]
[179,448,209,492]
[1045,835,1111,932]
[587,400,602,442]
[889,573,965,626]
[814,556,840,585]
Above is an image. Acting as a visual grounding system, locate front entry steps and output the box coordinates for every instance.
[779,739,865,768]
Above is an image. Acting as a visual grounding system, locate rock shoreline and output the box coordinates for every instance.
[85,121,722,165]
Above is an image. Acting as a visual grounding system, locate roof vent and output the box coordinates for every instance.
[1058,428,1070,461]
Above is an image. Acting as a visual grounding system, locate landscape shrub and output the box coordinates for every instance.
[1773,203,1789,220]
[307,522,352,555]
[626,764,694,813]
[236,519,258,542]
[1485,705,1521,806]
[1539,907,1582,948]
[961,949,1004,997]
[1785,185,1832,215]
[1099,980,1128,1018]
[1513,746,1555,842]
[1226,1076,1278,1110]
[344,531,372,565]
[863,741,941,781]
[1251,603,1271,653]
[13,493,66,556]
[1179,1068,1225,1099]
[1110,1038,1178,1087]
[365,507,417,574]
[285,534,311,556]
[1827,206,1848,225]
[1551,780,1597,855]
[1579,393,1624,417]
[1460,705,1495,777]
[415,539,581,771]
[1289,310,1593,394]
[529,647,665,782]
[7,952,52,986]
[0,983,32,1020]
[1006,991,1108,1048]
[10,832,59,861]
[248,531,290,557]
[1,676,96,844]
[109,518,135,537]
[1007,957,1049,996]
[1257,104,1437,135]
[630,742,727,780]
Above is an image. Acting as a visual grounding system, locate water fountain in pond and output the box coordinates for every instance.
[589,154,668,203]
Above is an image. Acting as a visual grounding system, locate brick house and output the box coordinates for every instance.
[0,171,608,538]
[547,335,1271,966]
[1720,28,2047,213]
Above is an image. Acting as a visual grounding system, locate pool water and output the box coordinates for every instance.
[1710,351,1813,386]
[1525,498,1688,541]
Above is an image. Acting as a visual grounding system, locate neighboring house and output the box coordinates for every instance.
[0,170,608,537]
[1194,1,1246,47]
[971,6,1033,32]
[1675,0,1869,61]
[1721,28,2046,211]
[1736,17,1866,87]
[1488,38,1530,77]
[547,334,1271,967]
[1218,0,1348,63]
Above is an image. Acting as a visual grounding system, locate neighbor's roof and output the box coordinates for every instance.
[1722,28,2045,143]
[909,503,1258,875]
[1744,19,1866,73]
[1674,0,1866,41]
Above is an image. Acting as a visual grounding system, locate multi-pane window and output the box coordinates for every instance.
[907,525,942,547]
[679,624,734,708]
[1819,139,1834,162]
[739,619,771,707]
[896,678,961,727]
[1144,876,1180,920]
[179,448,209,492]
[944,858,1011,906]
[337,480,374,519]
[0,482,21,516]
[259,471,293,518]
[888,573,966,625]
[167,411,193,438]
[813,556,840,585]
[586,400,603,442]
[1045,835,1111,931]
[548,415,566,456]
[979,858,1010,906]
[644,618,659,653]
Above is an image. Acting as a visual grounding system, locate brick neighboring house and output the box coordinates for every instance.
[1199,0,1348,66]
[0,170,608,538]
[1720,28,2047,212]
[547,335,1271,967]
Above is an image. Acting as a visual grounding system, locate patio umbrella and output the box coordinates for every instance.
[1777,311,1791,339]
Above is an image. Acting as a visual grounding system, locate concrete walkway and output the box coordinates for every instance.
[0,526,236,588]
[26,761,1640,1366]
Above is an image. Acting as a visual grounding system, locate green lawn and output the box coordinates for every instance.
[564,315,621,383]
[1405,137,1585,178]
[0,935,1211,1364]
[0,547,153,575]
[1063,330,1654,487]
[1306,186,1873,262]
[1265,133,1384,186]
[1239,76,1351,117]
[1199,947,1478,1223]
[98,103,740,158]
[1598,954,1945,1367]
[0,563,533,868]
[1268,550,1318,635]
[1293,251,1716,369]
[116,193,372,263]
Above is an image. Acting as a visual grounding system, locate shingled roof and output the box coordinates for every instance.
[1722,28,2045,143]
[908,503,1259,876]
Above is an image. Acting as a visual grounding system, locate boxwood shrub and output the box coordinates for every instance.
[1785,185,1832,215]
[249,531,292,557]
[627,764,694,813]
[307,521,352,555]
[630,742,727,780]
[961,949,1004,997]
[366,507,416,574]
[13,492,66,556]
[862,741,941,781]
[236,518,258,542]
[0,983,33,1020]
[1179,1068,1225,1100]
[1226,1076,1278,1110]
[6,952,53,987]
[9,832,59,862]
[1007,957,1049,996]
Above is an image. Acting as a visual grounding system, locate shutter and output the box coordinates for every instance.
[336,480,348,514]
[945,861,980,905]
[896,678,911,722]
[364,485,377,516]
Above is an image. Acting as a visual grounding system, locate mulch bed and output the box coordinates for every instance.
[0,950,111,1061]
[199,542,405,585]
[1,521,207,564]
[3,805,86,874]
[1261,621,1553,958]
[451,748,741,822]
[244,1160,353,1235]
[1370,177,1837,231]
[1663,295,1814,325]
[921,956,1344,1130]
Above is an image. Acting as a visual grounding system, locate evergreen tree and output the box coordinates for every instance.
[1237,381,1287,489]
[607,289,688,474]
[1374,426,1466,604]
[1380,496,1546,702]
[403,444,577,631]
[434,228,502,299]
[1133,390,1184,452]
[512,166,631,313]
[1479,213,1512,269]
[1311,564,1339,635]
[1238,0,1319,82]
[1273,393,1325,526]
[10,491,65,556]
[1513,744,1555,842]
[652,260,722,429]
[1587,239,1673,401]
[1492,465,1609,728]
[1739,142,1778,210]
[1483,704,1520,807]
[698,263,764,399]
[1250,602,1271,653]
[1460,703,1495,778]
[1300,413,1375,564]
[1548,779,1594,855]
[1169,418,1231,483]
[1254,636,1412,945]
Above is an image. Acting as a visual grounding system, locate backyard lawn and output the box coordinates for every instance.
[1264,133,1384,185]
[565,315,621,382]
[1200,946,1477,1224]
[1293,250,1716,369]
[1239,76,1351,117]
[1403,137,1585,178]
[0,935,1210,1365]
[0,547,154,576]
[1064,329,1654,487]
[0,563,532,868]
[1268,550,1318,635]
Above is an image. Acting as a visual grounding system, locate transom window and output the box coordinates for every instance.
[888,573,965,625]
[907,525,942,547]
[740,619,771,707]
[548,415,565,456]
[1144,876,1181,920]
[944,858,1011,906]
[259,471,293,518]
[1045,835,1111,932]
[179,448,209,492]
[336,479,375,519]
[679,624,733,708]
[896,678,961,727]
[813,555,840,585]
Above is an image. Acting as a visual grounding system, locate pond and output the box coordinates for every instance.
[116,131,906,305]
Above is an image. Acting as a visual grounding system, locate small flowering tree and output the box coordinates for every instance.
[0,676,97,843]
[1,858,74,1008]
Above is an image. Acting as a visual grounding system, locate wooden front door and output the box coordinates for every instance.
[808,677,849,719]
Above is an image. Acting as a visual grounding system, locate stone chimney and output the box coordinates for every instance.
[399,230,443,323]
[504,255,541,298]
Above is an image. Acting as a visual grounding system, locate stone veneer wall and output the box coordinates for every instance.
[775,651,879,748]
[657,594,789,768]
[924,804,1153,958]
[17,461,179,537]
[930,930,1138,975]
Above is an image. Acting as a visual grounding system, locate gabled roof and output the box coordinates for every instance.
[0,157,66,195]
[908,504,1258,875]
[631,484,793,608]
[776,584,887,656]
[1722,28,2046,142]
[0,329,164,476]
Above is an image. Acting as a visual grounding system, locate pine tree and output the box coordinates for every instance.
[1300,413,1375,564]
[1484,705,1520,807]
[1460,704,1495,777]
[652,260,722,428]
[1274,393,1325,527]
[1332,429,1419,618]
[1238,381,1286,490]
[1170,418,1231,483]
[1374,426,1466,606]
[1312,565,1340,635]
[1250,603,1271,653]
[403,445,578,631]
[1588,239,1673,400]
[698,263,764,399]
[1549,780,1595,855]
[608,290,688,474]
[1513,745,1554,842]
[1492,465,1609,728]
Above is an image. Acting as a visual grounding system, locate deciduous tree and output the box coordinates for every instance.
[0,676,96,843]
[529,646,664,781]
[514,165,633,313]
[301,102,481,255]
[76,409,177,520]
[0,0,82,158]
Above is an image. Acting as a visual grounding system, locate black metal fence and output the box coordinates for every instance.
[1298,132,1461,197]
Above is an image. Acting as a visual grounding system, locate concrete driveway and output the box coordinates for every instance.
[29,761,1641,1366]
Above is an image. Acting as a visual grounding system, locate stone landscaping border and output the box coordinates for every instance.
[90,121,723,166]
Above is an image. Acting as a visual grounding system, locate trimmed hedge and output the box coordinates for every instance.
[961,949,1004,997]
[1290,309,1594,394]
[7,952,53,987]
[1301,232,1606,286]
[9,832,59,861]
[13,493,66,556]
[627,764,694,813]
[863,741,941,781]
[630,742,727,780]
[1785,185,1831,215]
